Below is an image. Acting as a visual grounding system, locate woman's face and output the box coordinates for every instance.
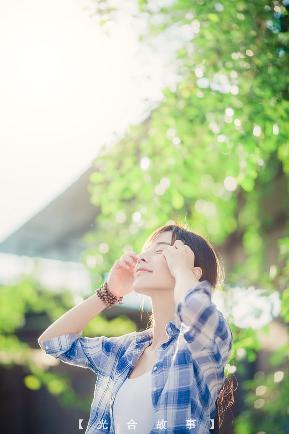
[132,231,176,295]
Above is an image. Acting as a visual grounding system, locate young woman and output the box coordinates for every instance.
[38,223,233,433]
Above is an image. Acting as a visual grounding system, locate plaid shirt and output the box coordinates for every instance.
[39,280,233,433]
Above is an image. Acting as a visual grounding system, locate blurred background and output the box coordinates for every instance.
[0,0,289,433]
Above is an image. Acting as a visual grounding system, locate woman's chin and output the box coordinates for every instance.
[132,282,141,292]
[132,281,149,294]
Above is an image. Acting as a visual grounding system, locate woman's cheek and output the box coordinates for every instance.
[160,256,170,273]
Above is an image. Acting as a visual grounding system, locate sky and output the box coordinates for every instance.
[0,0,181,242]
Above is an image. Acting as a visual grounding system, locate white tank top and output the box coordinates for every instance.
[112,369,155,433]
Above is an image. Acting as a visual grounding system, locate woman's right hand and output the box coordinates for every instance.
[106,252,139,298]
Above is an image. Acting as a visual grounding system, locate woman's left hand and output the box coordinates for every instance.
[162,239,197,279]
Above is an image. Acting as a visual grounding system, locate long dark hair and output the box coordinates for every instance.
[143,222,236,432]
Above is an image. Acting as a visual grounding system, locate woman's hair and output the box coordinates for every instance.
[140,222,235,433]
[144,222,225,289]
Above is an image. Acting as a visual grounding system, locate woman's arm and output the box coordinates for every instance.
[38,251,138,372]
[38,293,107,345]
[38,249,138,345]
[174,270,233,359]
[173,272,233,421]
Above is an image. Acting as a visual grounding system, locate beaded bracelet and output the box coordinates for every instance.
[96,281,124,308]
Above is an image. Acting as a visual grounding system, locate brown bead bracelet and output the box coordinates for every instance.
[96,281,124,308]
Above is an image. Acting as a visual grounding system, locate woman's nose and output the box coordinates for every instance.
[137,255,147,264]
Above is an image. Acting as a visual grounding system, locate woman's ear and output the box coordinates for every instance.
[193,267,202,281]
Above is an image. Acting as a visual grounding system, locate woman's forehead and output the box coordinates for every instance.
[143,231,174,250]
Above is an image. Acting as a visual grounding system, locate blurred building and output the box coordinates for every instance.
[0,164,152,313]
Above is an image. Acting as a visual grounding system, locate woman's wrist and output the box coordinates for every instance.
[173,270,199,304]
[95,281,124,308]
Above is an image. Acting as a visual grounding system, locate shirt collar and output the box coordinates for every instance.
[165,317,181,336]
[136,317,180,345]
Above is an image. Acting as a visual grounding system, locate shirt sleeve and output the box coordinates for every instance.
[38,332,106,374]
[175,279,233,415]
[175,279,233,365]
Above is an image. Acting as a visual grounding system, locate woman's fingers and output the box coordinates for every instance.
[125,253,138,265]
[117,252,138,270]
[119,257,134,270]
[124,257,135,268]
[127,253,139,262]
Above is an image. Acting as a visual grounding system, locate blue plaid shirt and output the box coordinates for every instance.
[39,280,233,433]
